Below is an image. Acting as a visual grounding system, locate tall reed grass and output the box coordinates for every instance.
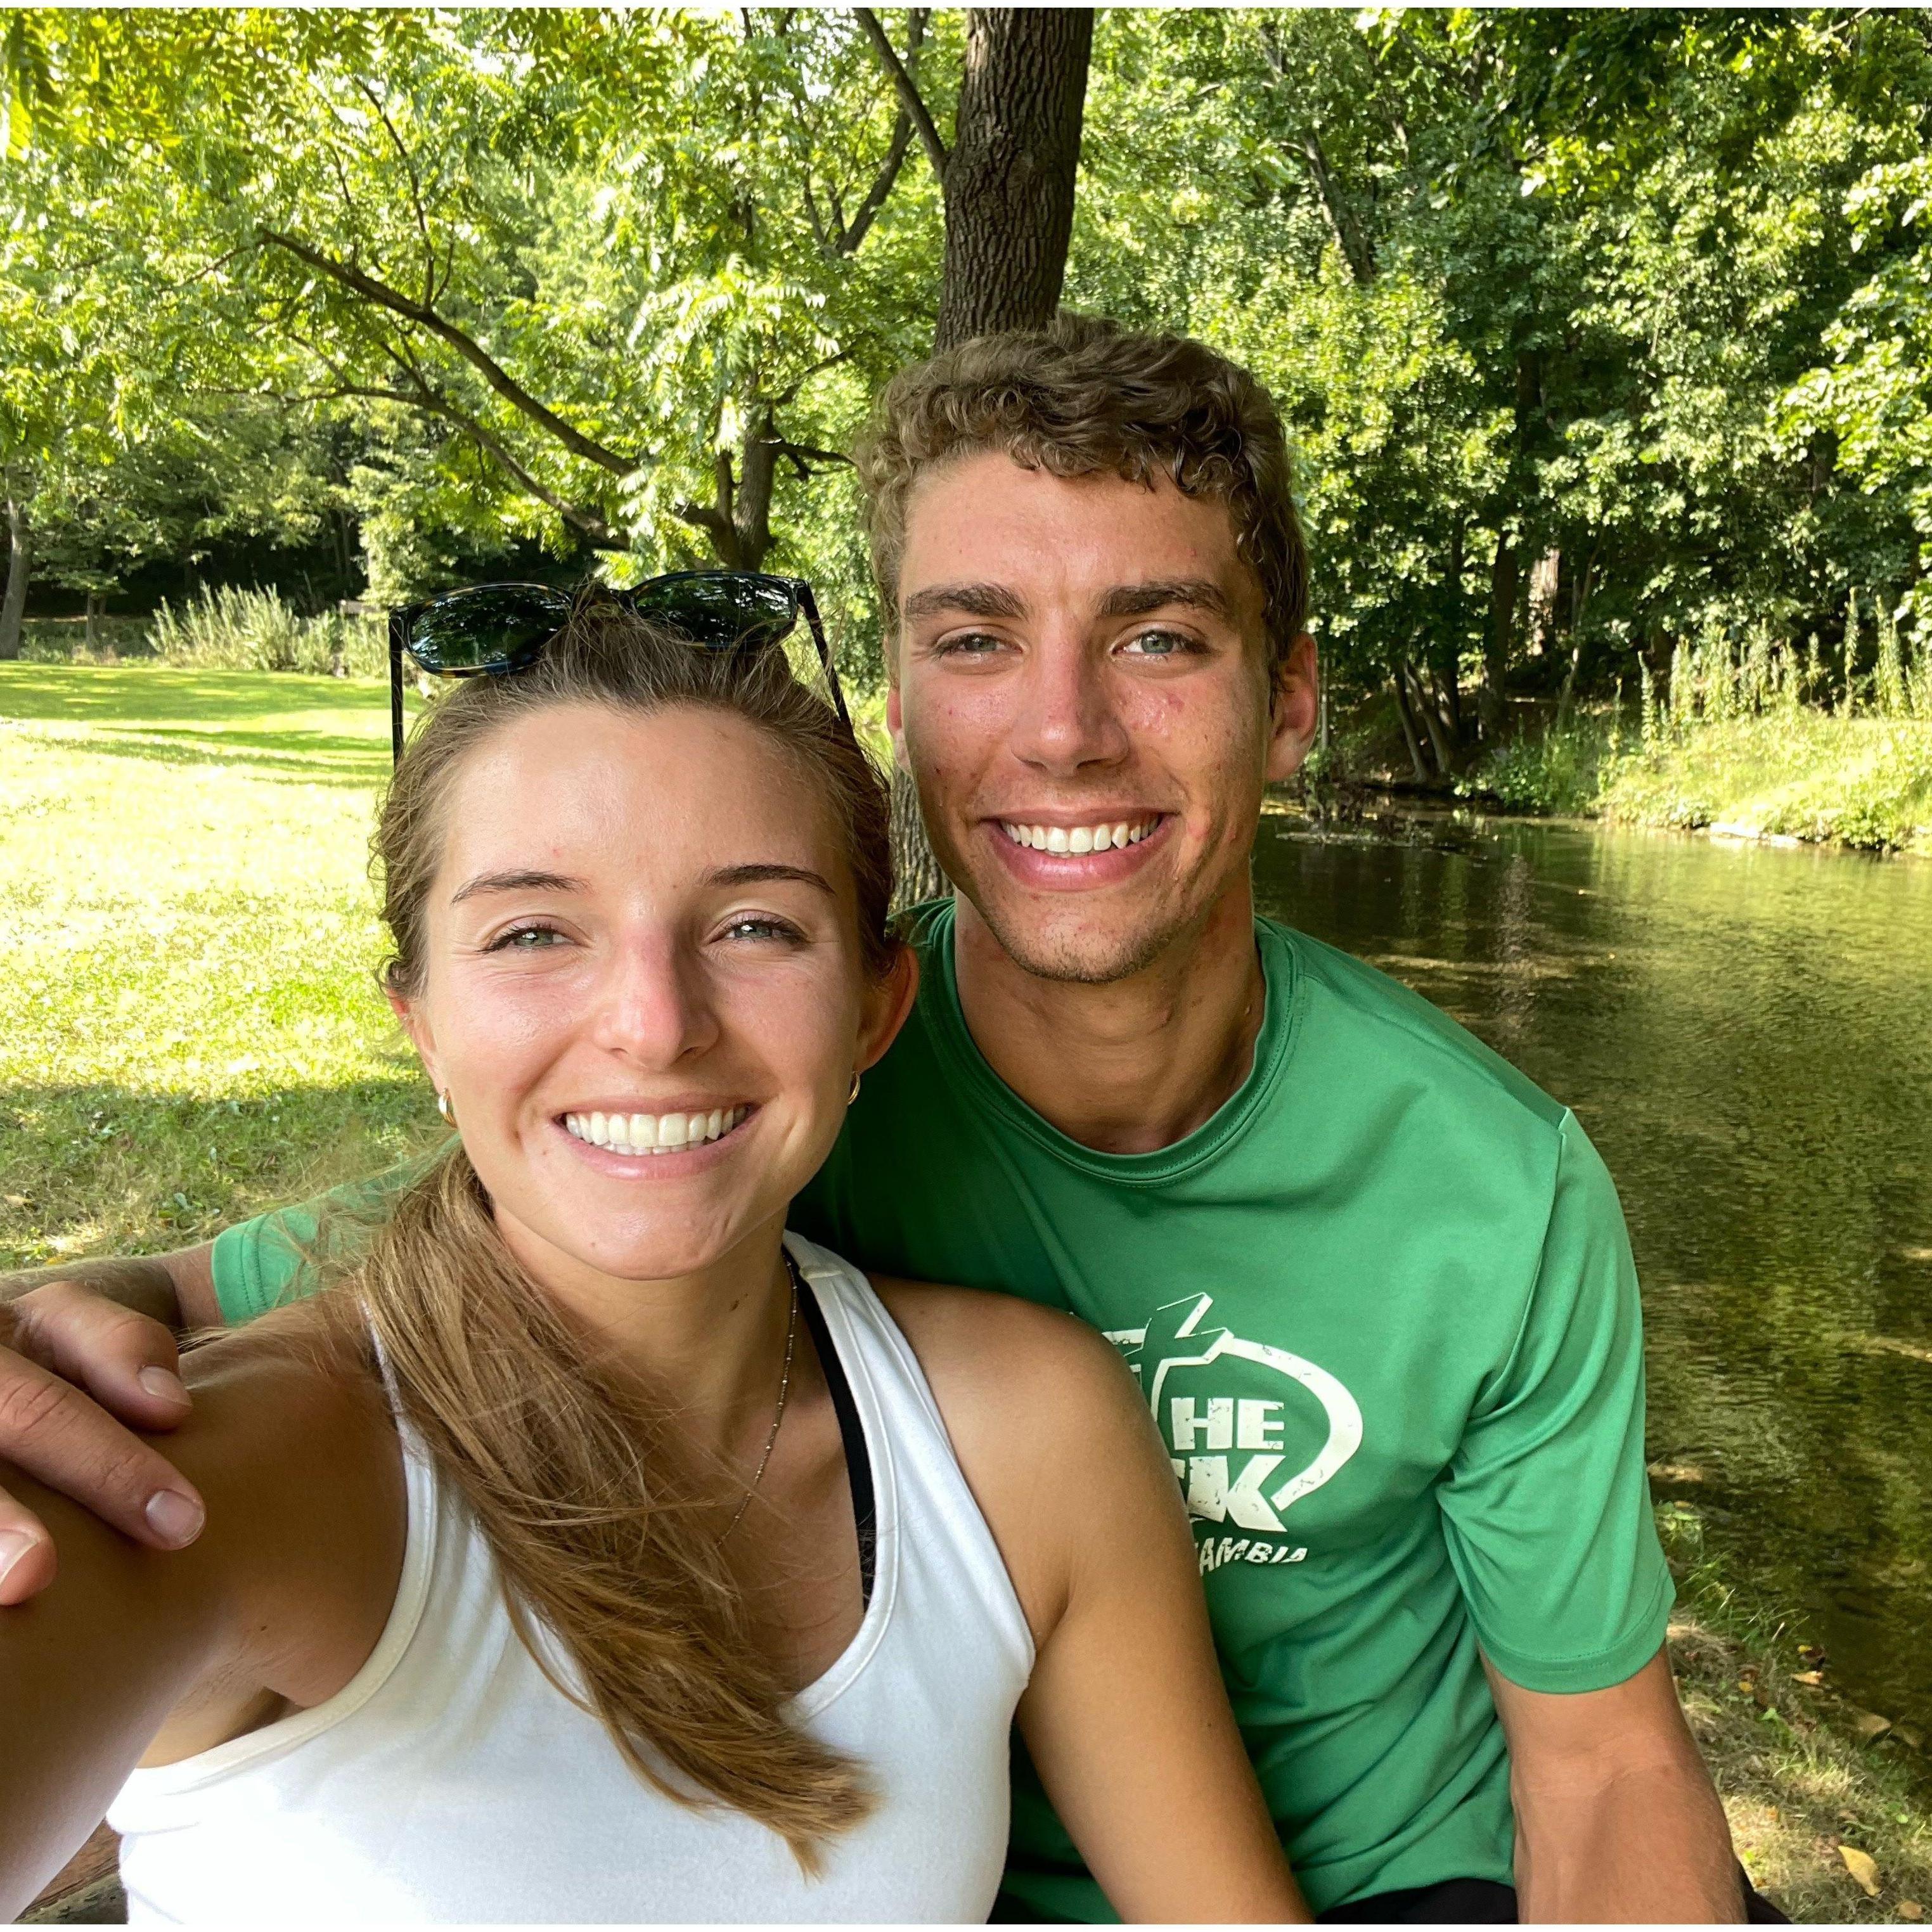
[148,586,383,678]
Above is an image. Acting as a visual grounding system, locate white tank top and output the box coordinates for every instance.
[108,1235,1036,1924]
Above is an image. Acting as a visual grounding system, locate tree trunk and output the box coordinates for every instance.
[1407,660,1457,778]
[1526,547,1560,659]
[1481,534,1519,744]
[0,495,28,662]
[1389,672,1429,784]
[933,8,1093,352]
[889,6,1095,908]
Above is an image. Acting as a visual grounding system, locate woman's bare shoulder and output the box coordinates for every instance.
[868,1276,1140,1425]
[866,1276,1161,1639]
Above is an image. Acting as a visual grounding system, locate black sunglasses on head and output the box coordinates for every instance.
[386,570,849,762]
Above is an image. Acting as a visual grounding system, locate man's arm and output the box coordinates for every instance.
[1488,1649,1742,1922]
[0,1246,220,1600]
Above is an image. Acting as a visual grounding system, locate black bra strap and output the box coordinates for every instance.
[795,1266,877,1611]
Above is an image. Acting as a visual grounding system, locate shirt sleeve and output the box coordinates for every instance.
[1435,1111,1674,1693]
[208,1152,439,1325]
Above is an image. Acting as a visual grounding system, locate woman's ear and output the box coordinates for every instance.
[856,941,920,1074]
[386,982,443,1097]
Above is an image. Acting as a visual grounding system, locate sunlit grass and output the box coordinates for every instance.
[1601,712,1932,855]
[0,664,440,1270]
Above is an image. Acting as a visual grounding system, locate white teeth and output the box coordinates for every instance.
[1001,817,1158,853]
[564,1105,747,1153]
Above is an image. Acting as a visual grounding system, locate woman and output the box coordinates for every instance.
[0,602,1305,1923]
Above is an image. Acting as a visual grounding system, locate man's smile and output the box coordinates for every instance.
[981,810,1176,889]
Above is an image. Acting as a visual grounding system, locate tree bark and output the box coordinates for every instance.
[932,9,1093,352]
[0,495,29,662]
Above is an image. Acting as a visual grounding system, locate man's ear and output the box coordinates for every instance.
[885,679,911,775]
[857,941,920,1074]
[1265,632,1320,784]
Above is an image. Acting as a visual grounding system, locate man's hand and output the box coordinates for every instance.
[0,1249,216,1604]
[1488,1647,1746,1922]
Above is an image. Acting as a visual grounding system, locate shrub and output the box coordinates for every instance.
[147,587,383,678]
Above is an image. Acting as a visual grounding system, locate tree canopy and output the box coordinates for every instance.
[4,6,1928,740]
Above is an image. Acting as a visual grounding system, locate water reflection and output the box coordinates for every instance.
[1254,808,1932,1739]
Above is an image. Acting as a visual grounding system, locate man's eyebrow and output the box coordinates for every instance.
[901,581,1027,622]
[705,862,834,896]
[450,868,586,905]
[1096,578,1234,621]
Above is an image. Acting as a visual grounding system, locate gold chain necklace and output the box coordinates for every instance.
[715,1256,801,1550]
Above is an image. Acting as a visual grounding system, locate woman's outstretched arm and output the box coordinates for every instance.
[0,1318,403,1918]
[882,1285,1308,1925]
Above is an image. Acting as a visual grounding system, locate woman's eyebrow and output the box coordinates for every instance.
[705,863,834,895]
[451,868,587,905]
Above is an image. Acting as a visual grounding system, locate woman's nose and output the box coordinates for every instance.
[587,935,720,1066]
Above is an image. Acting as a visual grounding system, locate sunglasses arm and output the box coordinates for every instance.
[796,584,851,731]
[388,615,408,764]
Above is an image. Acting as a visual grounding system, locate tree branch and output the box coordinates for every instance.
[257,228,636,477]
[352,76,436,309]
[839,105,913,253]
[854,8,949,185]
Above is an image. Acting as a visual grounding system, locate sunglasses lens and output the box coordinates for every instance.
[408,586,572,673]
[628,574,797,650]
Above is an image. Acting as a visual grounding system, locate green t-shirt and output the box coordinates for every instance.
[211,902,1671,1917]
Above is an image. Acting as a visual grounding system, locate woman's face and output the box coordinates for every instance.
[396,701,911,1288]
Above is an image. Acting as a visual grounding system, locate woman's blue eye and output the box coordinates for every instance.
[724,917,801,943]
[488,924,564,951]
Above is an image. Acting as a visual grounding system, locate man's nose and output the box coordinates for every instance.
[588,932,721,1067]
[1010,640,1131,776]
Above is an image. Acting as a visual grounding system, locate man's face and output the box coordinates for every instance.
[887,451,1316,984]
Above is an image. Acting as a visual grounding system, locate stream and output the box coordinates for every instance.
[1253,805,1932,1742]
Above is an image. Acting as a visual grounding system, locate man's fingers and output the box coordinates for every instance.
[0,1351,205,1554]
[12,1279,194,1431]
[0,1492,58,1605]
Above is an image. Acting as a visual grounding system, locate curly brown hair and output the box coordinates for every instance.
[855,313,1310,675]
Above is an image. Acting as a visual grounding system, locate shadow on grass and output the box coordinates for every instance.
[0,1075,444,1270]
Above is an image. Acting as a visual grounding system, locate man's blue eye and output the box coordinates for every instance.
[490,924,563,951]
[1123,629,1194,657]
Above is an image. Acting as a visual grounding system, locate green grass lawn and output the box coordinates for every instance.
[0,663,442,1271]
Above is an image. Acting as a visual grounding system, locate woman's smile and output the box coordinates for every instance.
[558,1102,756,1165]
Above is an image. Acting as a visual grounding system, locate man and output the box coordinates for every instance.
[0,317,1755,1921]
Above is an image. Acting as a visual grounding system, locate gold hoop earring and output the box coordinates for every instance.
[437,1090,453,1123]
[847,1071,862,1107]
